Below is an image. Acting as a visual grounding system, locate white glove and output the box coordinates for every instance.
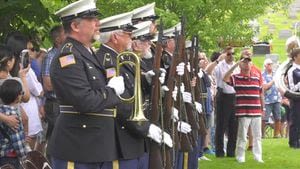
[176,62,185,76]
[107,76,125,95]
[172,86,178,101]
[195,102,202,113]
[162,132,173,148]
[171,107,179,122]
[296,82,300,89]
[180,83,185,92]
[161,85,169,92]
[182,92,192,103]
[159,68,166,84]
[177,121,192,134]
[144,70,155,83]
[147,124,162,144]
[186,62,191,72]
[198,70,203,78]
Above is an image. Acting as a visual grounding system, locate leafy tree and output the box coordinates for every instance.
[0,0,292,52]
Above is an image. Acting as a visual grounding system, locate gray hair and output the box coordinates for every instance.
[99,30,122,43]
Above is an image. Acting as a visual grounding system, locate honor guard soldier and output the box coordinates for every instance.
[131,21,167,128]
[96,12,172,169]
[132,3,159,35]
[161,23,201,169]
[161,23,181,74]
[49,0,125,168]
[132,3,160,69]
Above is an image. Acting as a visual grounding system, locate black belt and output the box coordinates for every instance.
[60,105,116,118]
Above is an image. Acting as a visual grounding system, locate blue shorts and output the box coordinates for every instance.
[265,102,281,121]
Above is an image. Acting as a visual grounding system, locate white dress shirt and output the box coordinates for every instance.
[213,60,238,94]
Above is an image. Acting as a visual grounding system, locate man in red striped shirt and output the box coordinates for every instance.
[223,54,264,163]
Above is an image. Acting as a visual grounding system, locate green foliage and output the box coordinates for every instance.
[0,0,51,46]
[0,0,293,51]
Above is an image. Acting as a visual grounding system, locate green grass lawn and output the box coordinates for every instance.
[200,138,300,169]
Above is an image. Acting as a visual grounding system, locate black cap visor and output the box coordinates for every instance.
[100,24,137,33]
[61,8,101,22]
[132,15,159,24]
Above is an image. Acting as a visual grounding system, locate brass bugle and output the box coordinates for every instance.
[116,51,148,122]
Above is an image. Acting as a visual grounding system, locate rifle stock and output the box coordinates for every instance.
[149,21,165,169]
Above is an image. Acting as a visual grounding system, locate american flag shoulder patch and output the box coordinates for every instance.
[59,54,76,68]
[106,67,116,78]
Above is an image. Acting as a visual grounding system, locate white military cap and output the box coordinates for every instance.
[185,40,192,48]
[132,21,154,40]
[132,3,159,24]
[100,12,137,32]
[55,0,99,22]
[163,23,181,38]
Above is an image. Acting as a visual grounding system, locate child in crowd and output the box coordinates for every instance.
[0,79,30,168]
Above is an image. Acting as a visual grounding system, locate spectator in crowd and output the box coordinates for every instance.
[262,58,282,138]
[41,25,65,160]
[197,52,214,161]
[0,45,30,134]
[0,79,30,168]
[206,46,238,158]
[20,50,44,151]
[5,32,30,77]
[224,54,264,163]
[31,47,47,82]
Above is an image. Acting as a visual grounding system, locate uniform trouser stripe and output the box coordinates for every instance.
[67,161,74,169]
[183,152,188,169]
[113,160,119,169]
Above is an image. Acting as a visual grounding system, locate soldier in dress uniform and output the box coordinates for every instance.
[132,3,159,36]
[161,23,199,169]
[132,3,160,68]
[48,0,125,168]
[131,21,167,127]
[95,12,172,169]
[161,23,181,78]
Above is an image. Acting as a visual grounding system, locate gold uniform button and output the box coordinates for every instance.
[121,126,125,129]
[82,125,87,128]
[93,76,96,80]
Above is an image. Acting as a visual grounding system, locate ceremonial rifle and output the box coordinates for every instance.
[192,36,207,136]
[182,35,199,147]
[175,18,193,152]
[149,20,165,169]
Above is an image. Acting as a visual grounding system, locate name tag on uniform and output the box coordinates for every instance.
[59,54,76,68]
[106,67,116,78]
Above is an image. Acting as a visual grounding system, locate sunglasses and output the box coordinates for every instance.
[227,52,235,56]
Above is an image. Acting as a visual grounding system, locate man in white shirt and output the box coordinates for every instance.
[206,46,238,157]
